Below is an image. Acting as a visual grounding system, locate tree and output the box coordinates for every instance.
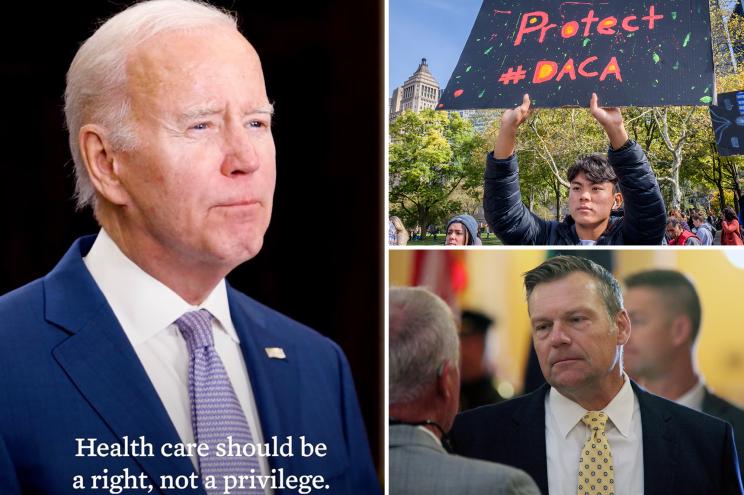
[389,109,484,230]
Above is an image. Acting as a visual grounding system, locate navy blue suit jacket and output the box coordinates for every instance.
[451,382,743,495]
[0,236,380,494]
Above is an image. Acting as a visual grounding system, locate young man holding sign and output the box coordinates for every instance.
[484,93,666,245]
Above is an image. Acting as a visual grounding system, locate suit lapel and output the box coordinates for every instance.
[46,237,203,494]
[634,382,677,495]
[227,288,300,473]
[511,384,550,493]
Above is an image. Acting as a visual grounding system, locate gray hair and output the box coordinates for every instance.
[524,255,624,322]
[389,287,459,404]
[64,0,237,210]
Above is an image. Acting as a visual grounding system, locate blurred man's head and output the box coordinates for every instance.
[459,310,493,382]
[623,270,701,381]
[524,256,630,408]
[389,287,460,433]
[66,0,276,302]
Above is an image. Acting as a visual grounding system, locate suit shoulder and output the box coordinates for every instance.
[642,389,732,434]
[704,391,744,429]
[451,393,531,446]
[0,278,45,332]
[0,277,44,308]
[456,393,531,426]
[449,454,539,492]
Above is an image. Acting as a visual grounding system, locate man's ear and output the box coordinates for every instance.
[613,191,623,209]
[615,309,631,346]
[436,360,457,401]
[79,124,130,206]
[670,315,693,347]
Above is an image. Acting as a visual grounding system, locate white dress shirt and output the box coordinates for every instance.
[675,379,706,412]
[83,228,271,484]
[545,376,644,495]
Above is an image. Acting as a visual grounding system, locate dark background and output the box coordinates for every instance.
[0,0,383,473]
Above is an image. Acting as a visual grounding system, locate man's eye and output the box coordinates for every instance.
[190,122,210,130]
[248,120,269,129]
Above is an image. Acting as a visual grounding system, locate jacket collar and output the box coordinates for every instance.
[45,236,203,494]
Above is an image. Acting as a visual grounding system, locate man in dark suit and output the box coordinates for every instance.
[624,269,744,474]
[451,255,742,495]
[0,1,378,494]
[389,287,539,495]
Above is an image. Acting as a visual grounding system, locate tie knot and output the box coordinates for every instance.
[581,410,609,432]
[175,309,214,352]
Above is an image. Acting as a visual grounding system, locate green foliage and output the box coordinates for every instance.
[389,109,484,229]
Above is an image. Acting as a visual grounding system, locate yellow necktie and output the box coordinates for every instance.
[578,411,615,495]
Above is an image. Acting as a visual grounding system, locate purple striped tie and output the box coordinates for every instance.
[176,310,263,495]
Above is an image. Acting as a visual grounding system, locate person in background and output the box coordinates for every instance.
[390,216,410,246]
[623,269,744,474]
[667,217,701,245]
[459,309,505,411]
[446,214,481,246]
[389,287,540,495]
[691,211,714,246]
[721,207,743,246]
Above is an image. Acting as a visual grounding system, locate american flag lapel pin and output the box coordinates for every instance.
[265,347,286,359]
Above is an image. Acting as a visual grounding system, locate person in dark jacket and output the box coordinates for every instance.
[484,93,666,245]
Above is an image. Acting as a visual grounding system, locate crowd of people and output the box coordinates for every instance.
[389,205,743,247]
[389,93,744,247]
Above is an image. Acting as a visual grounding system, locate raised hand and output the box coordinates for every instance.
[589,92,629,150]
[494,93,531,159]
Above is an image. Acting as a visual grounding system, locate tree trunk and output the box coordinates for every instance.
[417,204,430,238]
[670,151,683,210]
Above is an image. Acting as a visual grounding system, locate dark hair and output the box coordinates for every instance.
[567,154,618,191]
[460,309,494,336]
[667,217,683,229]
[724,207,737,222]
[624,270,701,342]
[691,211,705,223]
[523,255,623,320]
[668,209,683,219]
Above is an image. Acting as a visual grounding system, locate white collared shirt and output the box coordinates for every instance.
[675,379,706,412]
[84,229,271,483]
[545,376,644,495]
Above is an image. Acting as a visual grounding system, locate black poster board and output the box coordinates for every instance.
[439,0,715,109]
[710,91,744,156]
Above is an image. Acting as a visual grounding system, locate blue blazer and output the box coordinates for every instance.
[0,236,380,494]
[451,382,743,495]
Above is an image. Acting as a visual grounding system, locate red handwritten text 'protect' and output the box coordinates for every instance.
[514,5,663,46]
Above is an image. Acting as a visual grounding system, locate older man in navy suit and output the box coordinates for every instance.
[0,1,378,494]
[452,255,742,495]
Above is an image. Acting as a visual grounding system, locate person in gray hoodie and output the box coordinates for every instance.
[446,214,482,246]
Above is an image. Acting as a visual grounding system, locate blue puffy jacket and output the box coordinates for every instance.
[483,140,666,245]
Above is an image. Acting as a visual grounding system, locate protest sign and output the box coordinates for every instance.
[710,91,744,156]
[438,0,715,109]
